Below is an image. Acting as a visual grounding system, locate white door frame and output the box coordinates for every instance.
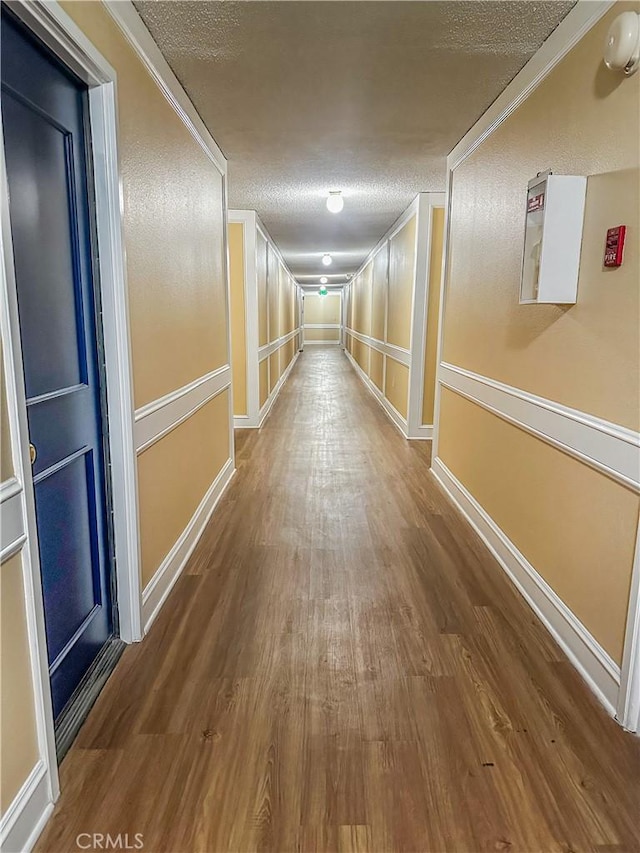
[0,0,142,821]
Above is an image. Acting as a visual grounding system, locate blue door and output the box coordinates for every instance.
[2,13,116,721]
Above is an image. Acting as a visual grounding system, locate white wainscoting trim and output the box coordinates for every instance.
[258,330,299,363]
[0,760,53,853]
[142,457,235,633]
[431,456,621,715]
[257,352,300,428]
[413,425,434,441]
[0,488,26,562]
[304,324,342,330]
[345,349,408,439]
[104,1,226,175]
[440,362,640,493]
[134,366,231,454]
[346,329,411,368]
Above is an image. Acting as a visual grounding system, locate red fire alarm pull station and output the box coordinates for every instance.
[604,225,626,268]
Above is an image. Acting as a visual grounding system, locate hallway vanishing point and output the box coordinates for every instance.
[38,348,640,853]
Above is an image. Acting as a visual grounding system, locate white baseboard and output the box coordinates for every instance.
[0,760,54,853]
[142,457,235,632]
[233,414,250,429]
[345,350,408,439]
[257,352,299,428]
[431,456,620,716]
[303,340,341,346]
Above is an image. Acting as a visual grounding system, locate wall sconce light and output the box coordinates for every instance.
[604,11,640,75]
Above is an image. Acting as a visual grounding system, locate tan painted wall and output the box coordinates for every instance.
[1,552,39,812]
[304,293,341,344]
[385,358,409,420]
[422,208,444,426]
[346,208,422,425]
[439,390,639,662]
[438,3,640,663]
[137,391,230,587]
[305,328,340,342]
[257,231,269,347]
[442,5,639,430]
[259,359,269,408]
[371,247,387,341]
[304,293,341,325]
[268,245,280,343]
[387,216,416,350]
[370,349,384,391]
[228,223,247,417]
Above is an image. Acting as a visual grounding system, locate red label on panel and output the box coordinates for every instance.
[604,225,626,268]
[527,192,545,213]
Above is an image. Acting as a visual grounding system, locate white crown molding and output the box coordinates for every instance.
[447,1,614,172]
[103,0,227,175]
[142,457,235,633]
[431,457,620,716]
[439,362,640,493]
[134,366,231,454]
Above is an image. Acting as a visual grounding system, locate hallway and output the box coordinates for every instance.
[37,347,639,853]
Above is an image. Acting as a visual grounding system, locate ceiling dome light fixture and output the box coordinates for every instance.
[320,276,328,284]
[326,190,344,214]
[322,253,332,266]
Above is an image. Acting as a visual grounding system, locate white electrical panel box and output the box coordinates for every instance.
[520,173,587,305]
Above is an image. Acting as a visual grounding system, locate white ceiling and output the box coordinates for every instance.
[135,1,574,284]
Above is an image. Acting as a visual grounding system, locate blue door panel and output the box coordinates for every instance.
[2,12,115,721]
[2,92,87,399]
[35,451,102,664]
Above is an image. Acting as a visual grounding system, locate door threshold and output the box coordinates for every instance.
[55,637,125,762]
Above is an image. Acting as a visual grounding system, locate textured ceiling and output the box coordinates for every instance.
[135,1,574,284]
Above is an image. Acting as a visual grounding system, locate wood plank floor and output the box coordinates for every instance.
[38,347,640,853]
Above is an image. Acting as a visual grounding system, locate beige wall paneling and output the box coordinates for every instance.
[1,552,40,813]
[370,245,388,343]
[387,215,416,351]
[422,208,445,427]
[303,292,342,345]
[257,229,269,347]
[344,194,445,439]
[267,243,280,344]
[431,0,640,726]
[384,357,410,421]
[137,392,230,588]
[231,211,301,428]
[228,222,247,417]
